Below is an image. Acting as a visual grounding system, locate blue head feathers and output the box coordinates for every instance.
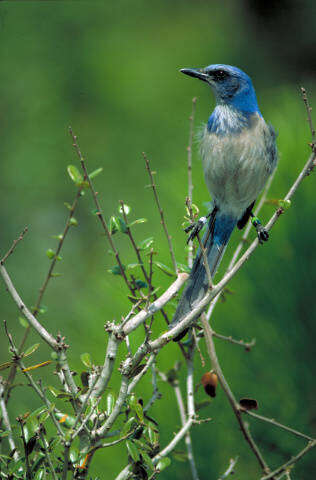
[180,64,260,115]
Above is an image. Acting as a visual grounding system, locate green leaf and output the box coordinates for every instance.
[177,263,191,274]
[172,450,188,462]
[46,249,55,259]
[89,167,103,180]
[126,263,142,270]
[80,353,92,368]
[121,416,136,436]
[134,403,144,423]
[19,316,29,328]
[54,412,76,428]
[156,456,171,471]
[108,216,121,235]
[67,165,83,185]
[154,261,176,277]
[34,470,45,480]
[118,217,128,233]
[69,217,78,226]
[138,237,154,250]
[24,343,40,357]
[126,440,140,462]
[147,424,158,445]
[128,394,137,410]
[48,386,61,397]
[118,203,131,215]
[278,199,291,210]
[107,265,125,275]
[127,218,147,227]
[106,393,115,416]
[64,202,72,210]
[69,446,79,463]
[0,361,13,371]
[195,400,212,412]
[141,451,154,470]
[135,279,147,289]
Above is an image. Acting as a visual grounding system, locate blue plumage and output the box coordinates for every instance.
[170,64,277,337]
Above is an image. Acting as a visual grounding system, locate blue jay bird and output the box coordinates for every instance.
[171,64,277,340]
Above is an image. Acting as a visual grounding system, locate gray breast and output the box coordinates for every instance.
[200,117,277,219]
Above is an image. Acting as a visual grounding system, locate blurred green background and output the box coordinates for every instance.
[0,1,315,478]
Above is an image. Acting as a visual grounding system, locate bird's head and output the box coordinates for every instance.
[180,64,259,114]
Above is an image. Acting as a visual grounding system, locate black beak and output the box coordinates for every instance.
[180,68,208,82]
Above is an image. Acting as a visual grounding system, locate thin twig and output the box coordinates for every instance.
[0,227,28,265]
[69,127,135,293]
[261,440,316,480]
[196,232,213,288]
[244,410,315,442]
[119,200,150,285]
[218,457,239,479]
[301,87,316,142]
[17,417,32,480]
[96,375,129,438]
[127,353,156,395]
[200,314,272,476]
[185,344,200,480]
[187,97,197,268]
[3,321,65,437]
[123,273,188,335]
[212,331,256,351]
[5,189,82,401]
[143,153,178,274]
[39,428,58,480]
[62,443,70,480]
[0,379,19,461]
[153,418,197,465]
[0,267,58,350]
[144,360,161,413]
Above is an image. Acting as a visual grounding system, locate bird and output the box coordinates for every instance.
[170,64,277,341]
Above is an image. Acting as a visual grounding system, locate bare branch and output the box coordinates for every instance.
[123,273,188,335]
[260,440,316,480]
[0,265,59,350]
[0,378,19,461]
[143,153,178,274]
[69,127,135,293]
[244,410,315,442]
[0,227,28,265]
[200,314,272,476]
[301,87,316,143]
[187,97,197,268]
[218,457,239,479]
[212,331,256,351]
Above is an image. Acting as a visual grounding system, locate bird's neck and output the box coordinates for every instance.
[207,104,260,135]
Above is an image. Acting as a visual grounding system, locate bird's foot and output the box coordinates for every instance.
[185,216,208,243]
[251,216,269,244]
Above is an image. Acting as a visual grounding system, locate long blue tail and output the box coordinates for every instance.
[170,210,237,338]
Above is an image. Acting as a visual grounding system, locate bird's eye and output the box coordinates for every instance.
[212,70,227,81]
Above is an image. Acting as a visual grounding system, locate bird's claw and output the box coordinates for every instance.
[185,216,207,243]
[251,216,269,244]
